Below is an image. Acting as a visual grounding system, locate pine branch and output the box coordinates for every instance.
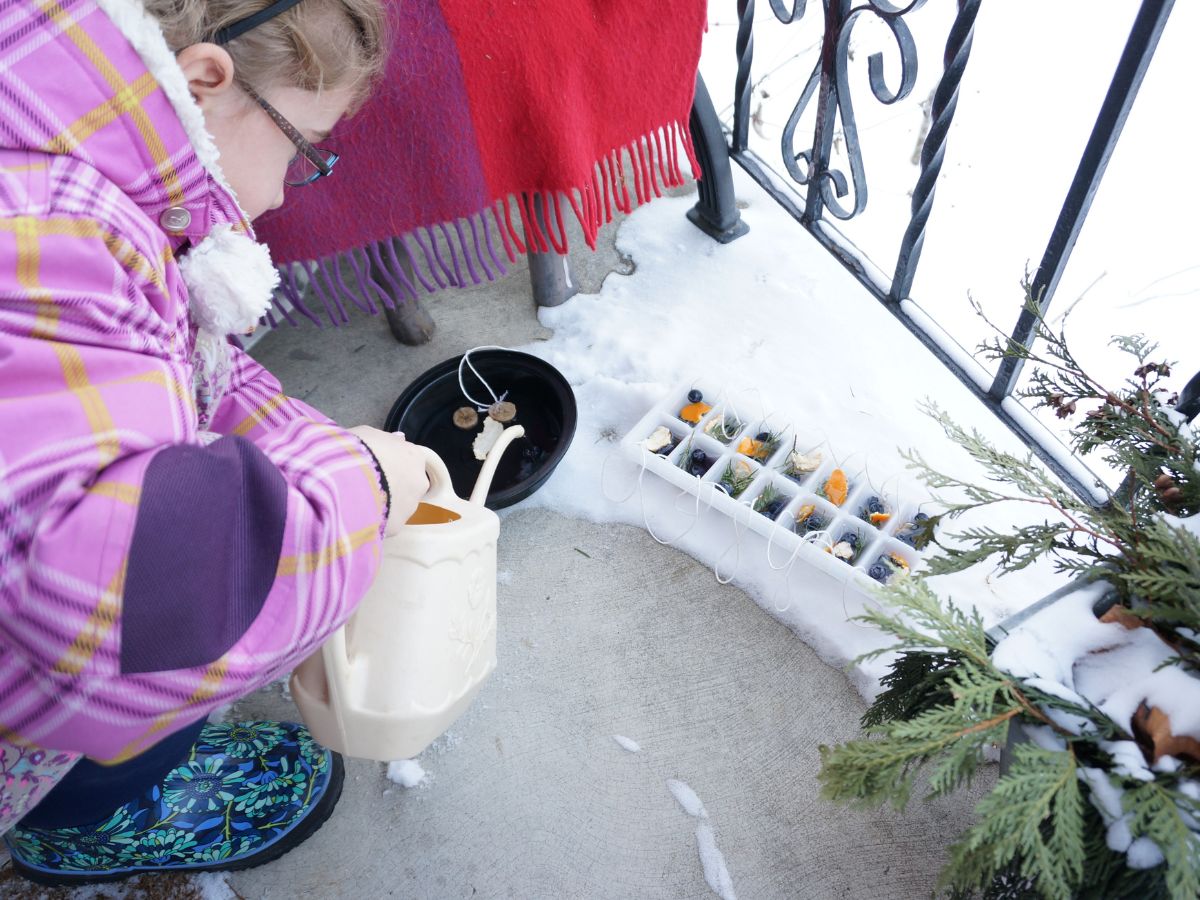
[851,577,991,669]
[946,744,1085,900]
[1124,781,1200,900]
[860,650,963,729]
[820,293,1200,897]
[818,690,1018,811]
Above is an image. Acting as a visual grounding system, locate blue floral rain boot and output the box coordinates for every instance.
[5,721,343,886]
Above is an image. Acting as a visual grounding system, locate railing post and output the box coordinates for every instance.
[687,74,750,243]
[803,0,850,224]
[988,0,1175,402]
[890,0,982,304]
[733,0,755,154]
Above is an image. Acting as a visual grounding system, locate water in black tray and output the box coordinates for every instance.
[385,351,577,510]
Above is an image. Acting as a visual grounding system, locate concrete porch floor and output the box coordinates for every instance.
[1,191,995,900]
[231,200,996,899]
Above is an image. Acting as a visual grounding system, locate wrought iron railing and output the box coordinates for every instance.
[687,0,1177,505]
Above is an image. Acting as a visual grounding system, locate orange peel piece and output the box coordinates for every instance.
[889,553,910,572]
[795,503,815,523]
[869,512,891,526]
[823,468,848,506]
[680,401,712,424]
[737,437,764,458]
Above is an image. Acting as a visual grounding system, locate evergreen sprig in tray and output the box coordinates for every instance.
[621,382,935,587]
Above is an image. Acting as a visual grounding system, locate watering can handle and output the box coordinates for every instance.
[414,445,457,506]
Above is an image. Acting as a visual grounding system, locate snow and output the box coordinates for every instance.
[990,584,1120,693]
[1162,511,1200,542]
[1102,741,1155,784]
[195,873,238,900]
[386,759,427,788]
[992,582,1199,868]
[667,778,708,819]
[699,1,1200,474]
[512,164,1080,698]
[666,779,737,900]
[612,735,641,753]
[695,821,738,900]
[1126,837,1166,870]
[989,582,1200,755]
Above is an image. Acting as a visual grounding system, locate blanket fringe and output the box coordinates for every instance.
[268,119,700,328]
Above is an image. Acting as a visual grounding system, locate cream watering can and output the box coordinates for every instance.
[291,425,525,761]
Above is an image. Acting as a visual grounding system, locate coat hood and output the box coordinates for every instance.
[2,0,278,338]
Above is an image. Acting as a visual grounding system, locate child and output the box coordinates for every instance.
[0,0,427,883]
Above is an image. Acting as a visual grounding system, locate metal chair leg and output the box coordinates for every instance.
[528,193,577,308]
[686,73,749,243]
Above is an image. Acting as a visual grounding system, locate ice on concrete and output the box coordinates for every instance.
[696,821,738,900]
[386,759,427,788]
[667,778,708,819]
[613,735,641,753]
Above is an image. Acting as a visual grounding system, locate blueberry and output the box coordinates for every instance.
[690,449,707,464]
[688,465,706,478]
[806,516,825,532]
[655,443,674,456]
[868,563,889,583]
[763,499,784,518]
[865,496,884,514]
[688,389,703,403]
[914,512,929,522]
[714,483,731,495]
[719,480,735,495]
[755,431,770,442]
[840,531,859,548]
[896,531,916,547]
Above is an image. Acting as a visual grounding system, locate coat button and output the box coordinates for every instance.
[160,206,192,232]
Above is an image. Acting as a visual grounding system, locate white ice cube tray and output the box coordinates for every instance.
[620,381,934,587]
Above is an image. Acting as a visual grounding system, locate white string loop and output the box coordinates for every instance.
[458,345,511,411]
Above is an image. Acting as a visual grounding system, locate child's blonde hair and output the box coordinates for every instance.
[146,0,387,111]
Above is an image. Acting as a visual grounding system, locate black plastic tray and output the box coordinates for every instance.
[384,350,577,509]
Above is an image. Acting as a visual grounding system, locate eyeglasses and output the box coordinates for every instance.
[240,82,339,187]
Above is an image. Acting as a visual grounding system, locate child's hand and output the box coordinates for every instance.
[348,426,430,534]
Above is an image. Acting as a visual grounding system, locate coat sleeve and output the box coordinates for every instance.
[0,205,387,763]
[207,342,338,438]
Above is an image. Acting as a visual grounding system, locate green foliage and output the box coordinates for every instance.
[1124,782,1200,900]
[946,745,1084,900]
[860,649,963,729]
[816,290,1200,898]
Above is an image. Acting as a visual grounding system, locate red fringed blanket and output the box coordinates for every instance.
[254,0,707,325]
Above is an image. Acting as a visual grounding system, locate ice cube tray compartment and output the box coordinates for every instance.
[619,381,937,599]
[775,438,827,487]
[637,418,689,458]
[699,406,748,445]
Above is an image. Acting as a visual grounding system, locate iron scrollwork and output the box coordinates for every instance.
[767,1,924,220]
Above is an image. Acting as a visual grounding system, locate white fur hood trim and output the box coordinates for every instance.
[179,225,280,335]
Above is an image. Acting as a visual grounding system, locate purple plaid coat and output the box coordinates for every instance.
[0,0,387,822]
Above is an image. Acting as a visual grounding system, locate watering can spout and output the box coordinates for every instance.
[469,425,525,506]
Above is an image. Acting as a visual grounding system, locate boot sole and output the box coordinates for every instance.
[11,752,346,887]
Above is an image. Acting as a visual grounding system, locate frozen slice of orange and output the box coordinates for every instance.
[889,553,910,572]
[680,401,712,424]
[869,512,891,526]
[823,468,848,506]
[737,437,764,457]
[796,503,815,523]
